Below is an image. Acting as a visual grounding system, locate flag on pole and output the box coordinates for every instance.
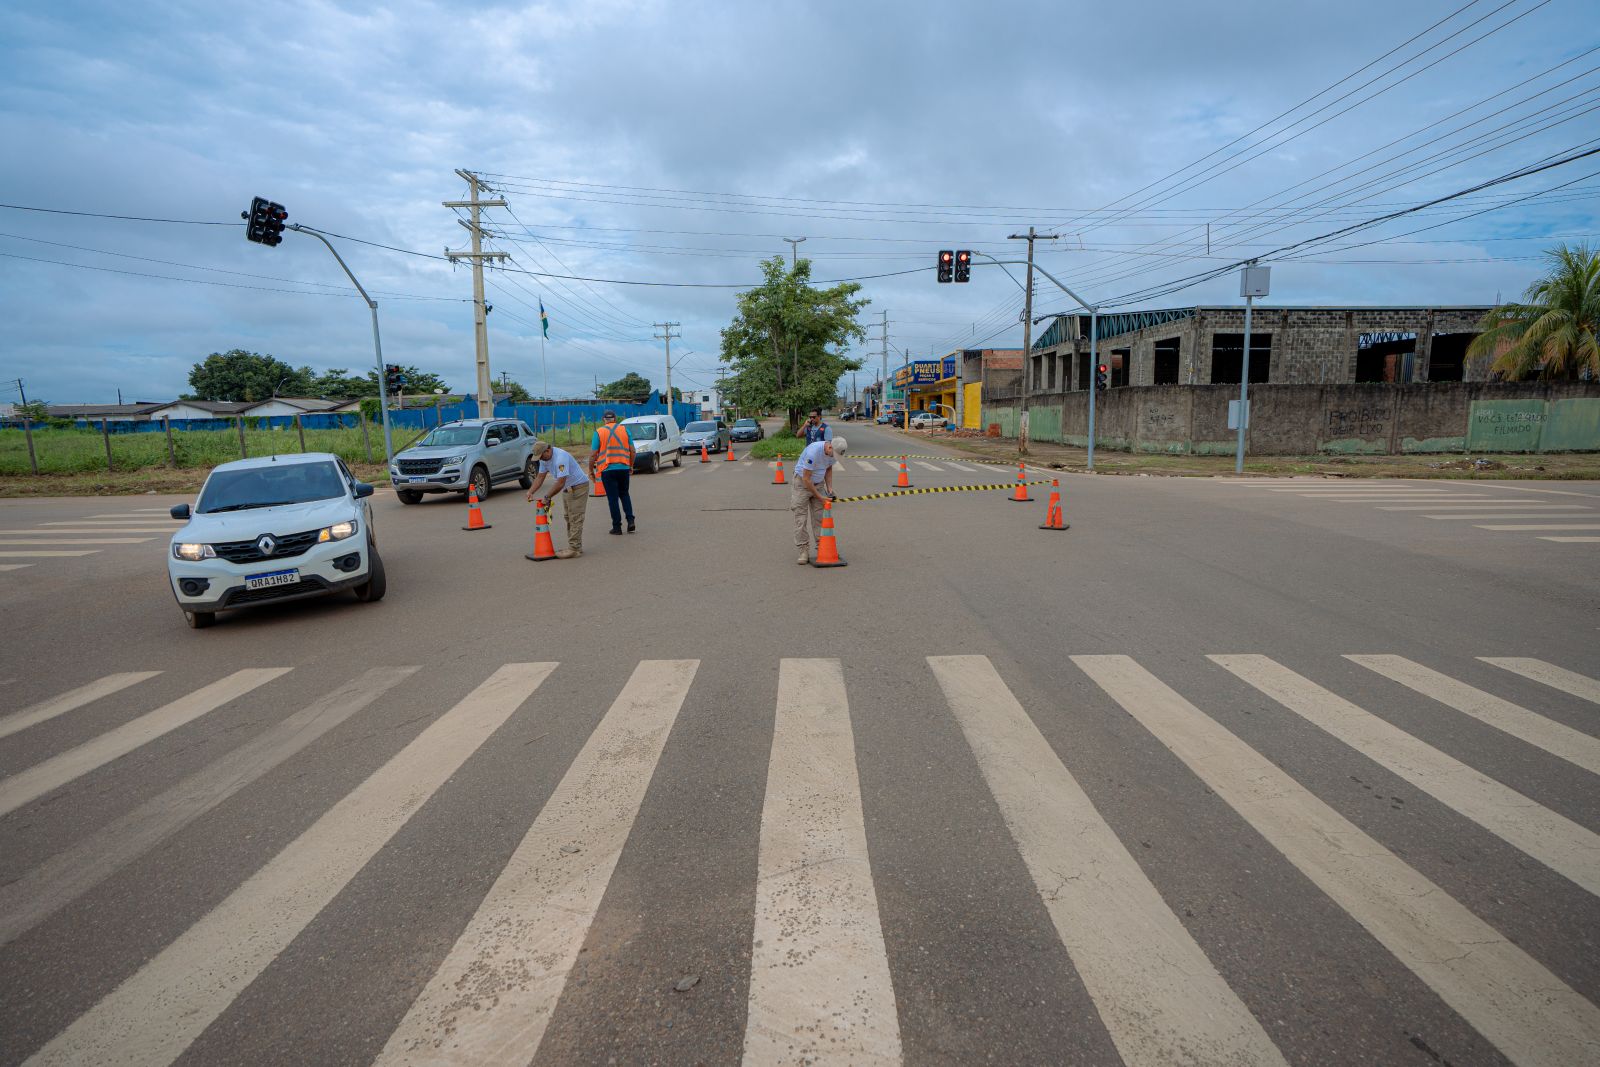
[539,299,550,338]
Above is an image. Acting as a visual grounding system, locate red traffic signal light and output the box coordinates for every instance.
[1097,364,1108,373]
[243,197,288,247]
[937,249,954,283]
[953,249,971,282]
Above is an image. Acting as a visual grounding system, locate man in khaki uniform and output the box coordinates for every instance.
[525,439,590,559]
[790,435,846,564]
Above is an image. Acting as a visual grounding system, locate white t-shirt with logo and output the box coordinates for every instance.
[538,446,590,488]
[793,440,835,481]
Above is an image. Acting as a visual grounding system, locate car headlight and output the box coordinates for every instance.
[173,542,215,561]
[443,454,467,465]
[318,518,359,543]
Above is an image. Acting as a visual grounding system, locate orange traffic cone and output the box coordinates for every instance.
[1008,461,1033,502]
[772,454,787,485]
[700,442,710,463]
[726,440,737,461]
[811,500,847,568]
[525,499,556,561]
[1039,479,1069,530]
[894,457,913,488]
[462,486,492,531]
[592,471,606,497]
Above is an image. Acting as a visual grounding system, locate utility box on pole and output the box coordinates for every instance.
[1240,265,1271,299]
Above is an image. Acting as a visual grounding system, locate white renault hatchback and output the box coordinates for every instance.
[167,453,384,629]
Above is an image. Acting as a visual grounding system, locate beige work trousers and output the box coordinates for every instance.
[558,483,589,551]
[790,480,826,550]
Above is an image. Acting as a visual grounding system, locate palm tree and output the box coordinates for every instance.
[1468,243,1599,380]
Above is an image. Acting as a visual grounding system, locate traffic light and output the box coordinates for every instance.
[1095,364,1108,391]
[954,250,971,282]
[937,249,954,283]
[385,364,405,393]
[242,197,288,246]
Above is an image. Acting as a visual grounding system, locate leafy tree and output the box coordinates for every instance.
[502,378,534,403]
[367,364,450,396]
[186,350,314,402]
[312,368,378,398]
[598,372,652,400]
[15,399,50,421]
[719,256,867,429]
[1469,243,1600,380]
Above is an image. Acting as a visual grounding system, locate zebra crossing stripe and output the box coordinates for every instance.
[1347,656,1600,777]
[1479,657,1600,705]
[28,663,556,1067]
[0,668,290,820]
[744,659,901,1065]
[0,667,419,949]
[1074,654,1600,1067]
[376,660,697,1066]
[0,671,160,743]
[0,538,153,546]
[855,459,878,471]
[833,480,1049,503]
[1214,655,1600,897]
[930,656,1285,1067]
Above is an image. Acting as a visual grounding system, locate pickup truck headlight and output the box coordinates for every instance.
[443,454,467,465]
[173,542,215,561]
[317,519,360,543]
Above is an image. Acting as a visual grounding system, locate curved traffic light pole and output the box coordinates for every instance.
[972,254,1101,471]
[286,224,396,467]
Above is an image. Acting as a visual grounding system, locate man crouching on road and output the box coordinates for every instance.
[791,434,846,564]
[525,439,589,559]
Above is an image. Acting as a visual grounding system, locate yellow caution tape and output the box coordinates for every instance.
[831,480,1051,503]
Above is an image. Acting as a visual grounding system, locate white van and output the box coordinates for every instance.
[617,415,683,473]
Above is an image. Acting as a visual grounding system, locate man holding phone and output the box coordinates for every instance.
[799,409,832,447]
[791,434,847,564]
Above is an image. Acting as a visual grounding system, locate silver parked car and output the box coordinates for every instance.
[389,419,538,504]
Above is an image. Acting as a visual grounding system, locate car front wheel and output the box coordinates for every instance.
[518,458,535,490]
[397,489,423,505]
[469,465,490,499]
[185,610,215,629]
[353,546,387,602]
[672,450,681,467]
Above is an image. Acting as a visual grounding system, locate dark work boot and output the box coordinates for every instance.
[627,519,636,533]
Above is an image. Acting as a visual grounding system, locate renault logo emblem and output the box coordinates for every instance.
[257,535,277,556]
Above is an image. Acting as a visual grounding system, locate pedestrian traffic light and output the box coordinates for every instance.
[1095,364,1108,391]
[242,197,288,246]
[937,250,954,283]
[954,250,971,282]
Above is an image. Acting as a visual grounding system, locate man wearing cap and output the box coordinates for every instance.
[790,434,846,565]
[587,410,636,535]
[525,439,589,560]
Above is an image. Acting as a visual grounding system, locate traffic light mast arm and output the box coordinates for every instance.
[285,223,396,467]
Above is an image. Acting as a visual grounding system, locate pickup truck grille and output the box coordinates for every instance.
[398,458,444,475]
[213,528,321,564]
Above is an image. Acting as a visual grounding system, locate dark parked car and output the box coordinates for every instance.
[730,417,764,442]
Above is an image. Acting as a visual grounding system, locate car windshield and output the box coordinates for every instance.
[413,426,483,448]
[623,422,657,440]
[197,461,346,513]
[686,421,716,432]
[734,419,756,427]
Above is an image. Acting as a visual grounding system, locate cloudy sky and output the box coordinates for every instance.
[1,0,1595,406]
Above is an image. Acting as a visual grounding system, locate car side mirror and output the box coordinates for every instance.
[486,438,501,447]
[354,483,374,498]
[170,504,191,520]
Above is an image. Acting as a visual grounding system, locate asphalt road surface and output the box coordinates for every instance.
[1,420,1597,1066]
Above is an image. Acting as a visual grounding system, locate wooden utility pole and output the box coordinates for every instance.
[1008,227,1057,454]
[444,170,508,419]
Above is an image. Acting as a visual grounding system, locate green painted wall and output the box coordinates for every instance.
[1541,398,1600,452]
[1028,405,1062,443]
[1467,399,1545,452]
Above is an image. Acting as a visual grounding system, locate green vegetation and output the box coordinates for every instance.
[747,428,804,459]
[597,372,652,400]
[1,424,386,476]
[1469,243,1599,380]
[184,349,449,402]
[719,256,866,432]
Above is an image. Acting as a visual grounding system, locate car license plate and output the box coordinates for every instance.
[408,476,432,483]
[245,569,299,590]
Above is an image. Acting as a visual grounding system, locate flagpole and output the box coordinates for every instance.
[540,332,548,400]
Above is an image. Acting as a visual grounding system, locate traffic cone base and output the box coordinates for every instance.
[462,488,492,531]
[527,501,557,560]
[772,454,787,485]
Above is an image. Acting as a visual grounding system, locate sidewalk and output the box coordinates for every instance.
[884,427,1600,480]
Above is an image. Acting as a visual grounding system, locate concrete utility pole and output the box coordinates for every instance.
[1007,227,1058,454]
[654,321,681,415]
[444,169,508,419]
[783,237,806,268]
[1236,263,1271,474]
[880,310,888,414]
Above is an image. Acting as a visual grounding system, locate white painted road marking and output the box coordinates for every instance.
[0,671,162,743]
[1473,523,1600,531]
[27,663,556,1067]
[1480,658,1600,705]
[743,659,901,1066]
[377,660,695,1067]
[1212,655,1600,898]
[0,551,101,558]
[1424,513,1600,520]
[914,461,942,471]
[0,667,419,947]
[1347,655,1600,777]
[0,538,153,545]
[0,668,290,820]
[930,655,1284,1067]
[855,459,878,471]
[1540,535,1600,542]
[0,527,175,534]
[1074,654,1600,1067]
[0,564,31,571]
[1378,504,1591,511]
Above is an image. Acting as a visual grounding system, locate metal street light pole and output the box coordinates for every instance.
[1236,264,1270,474]
[287,224,395,465]
[782,237,806,268]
